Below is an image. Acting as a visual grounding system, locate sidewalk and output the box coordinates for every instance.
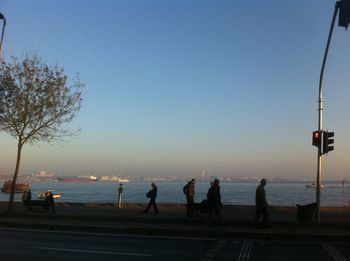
[0,201,349,240]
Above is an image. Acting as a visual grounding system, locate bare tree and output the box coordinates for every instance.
[0,54,83,211]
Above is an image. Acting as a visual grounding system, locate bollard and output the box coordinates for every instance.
[117,183,123,208]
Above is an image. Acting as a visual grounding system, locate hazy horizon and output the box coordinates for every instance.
[1,1,350,180]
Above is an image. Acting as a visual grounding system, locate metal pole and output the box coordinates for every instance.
[316,2,339,223]
[0,12,6,57]
[117,184,123,208]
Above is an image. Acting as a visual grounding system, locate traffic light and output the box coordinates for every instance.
[312,131,322,147]
[338,0,350,29]
[323,131,334,154]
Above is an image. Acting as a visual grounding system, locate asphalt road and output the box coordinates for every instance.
[0,228,349,261]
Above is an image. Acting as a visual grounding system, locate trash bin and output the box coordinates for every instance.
[296,203,316,223]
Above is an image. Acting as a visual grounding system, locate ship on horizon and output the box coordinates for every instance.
[1,180,30,193]
[57,175,99,182]
[100,176,130,182]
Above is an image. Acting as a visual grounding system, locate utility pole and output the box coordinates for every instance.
[315,0,350,223]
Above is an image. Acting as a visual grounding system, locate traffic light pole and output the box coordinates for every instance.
[316,2,339,224]
[0,12,6,57]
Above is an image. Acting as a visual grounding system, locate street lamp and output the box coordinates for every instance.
[315,0,350,223]
[0,12,6,57]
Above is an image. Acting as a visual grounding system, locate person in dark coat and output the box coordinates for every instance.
[254,178,269,227]
[144,183,158,214]
[184,179,196,217]
[207,179,223,224]
[22,189,32,209]
[45,191,55,213]
[22,189,31,202]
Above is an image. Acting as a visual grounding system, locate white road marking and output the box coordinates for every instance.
[202,240,226,260]
[237,241,252,261]
[206,252,217,258]
[39,247,153,257]
[212,241,226,251]
[0,227,216,241]
[322,242,348,261]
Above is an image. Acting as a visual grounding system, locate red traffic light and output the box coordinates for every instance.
[314,131,320,138]
[312,131,322,147]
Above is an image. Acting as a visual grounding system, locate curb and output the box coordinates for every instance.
[1,217,350,241]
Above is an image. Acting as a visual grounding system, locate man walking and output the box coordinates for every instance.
[144,183,158,214]
[207,178,223,224]
[184,179,196,217]
[254,178,269,227]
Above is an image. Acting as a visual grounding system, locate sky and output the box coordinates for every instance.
[0,0,350,180]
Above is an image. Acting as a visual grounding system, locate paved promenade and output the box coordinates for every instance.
[0,201,349,240]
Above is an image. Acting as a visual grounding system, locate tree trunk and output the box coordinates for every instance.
[7,140,23,211]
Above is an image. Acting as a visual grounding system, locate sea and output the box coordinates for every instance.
[1,180,350,207]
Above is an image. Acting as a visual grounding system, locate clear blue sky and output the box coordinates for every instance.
[1,0,350,180]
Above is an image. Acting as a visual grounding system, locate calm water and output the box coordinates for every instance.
[1,180,349,206]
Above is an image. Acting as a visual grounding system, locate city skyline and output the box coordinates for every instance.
[1,1,350,180]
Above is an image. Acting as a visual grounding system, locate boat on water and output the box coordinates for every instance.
[1,180,30,193]
[305,183,324,188]
[57,175,99,182]
[37,190,61,199]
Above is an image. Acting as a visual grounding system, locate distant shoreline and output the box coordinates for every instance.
[1,178,349,183]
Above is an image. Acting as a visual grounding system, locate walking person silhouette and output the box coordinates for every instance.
[144,183,158,214]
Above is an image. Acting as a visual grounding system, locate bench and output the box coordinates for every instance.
[23,200,48,211]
